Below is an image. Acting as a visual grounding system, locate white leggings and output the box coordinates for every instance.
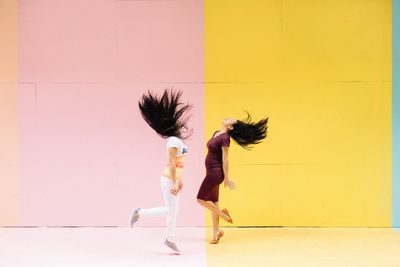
[138,176,180,242]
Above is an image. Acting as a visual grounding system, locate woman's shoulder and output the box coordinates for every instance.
[220,133,231,146]
[219,132,230,139]
[167,136,184,145]
[212,131,229,138]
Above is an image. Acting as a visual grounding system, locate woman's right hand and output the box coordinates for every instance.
[224,178,236,190]
[170,182,179,196]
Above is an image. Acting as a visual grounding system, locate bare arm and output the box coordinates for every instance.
[222,146,230,180]
[222,146,236,190]
[168,147,180,195]
[168,147,178,182]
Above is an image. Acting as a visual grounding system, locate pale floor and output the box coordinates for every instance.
[206,227,400,267]
[0,227,399,267]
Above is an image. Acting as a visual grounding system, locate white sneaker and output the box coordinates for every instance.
[130,208,140,227]
[164,239,181,254]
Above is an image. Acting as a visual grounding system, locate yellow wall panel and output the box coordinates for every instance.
[205,0,391,83]
[205,82,391,227]
[205,0,391,227]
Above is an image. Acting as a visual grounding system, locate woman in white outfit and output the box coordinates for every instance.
[130,89,191,253]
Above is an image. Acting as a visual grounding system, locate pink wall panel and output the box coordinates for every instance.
[18,0,116,83]
[116,0,204,83]
[0,0,19,226]
[0,84,19,226]
[18,0,204,226]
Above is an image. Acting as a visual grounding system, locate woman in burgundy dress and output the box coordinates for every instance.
[197,113,268,244]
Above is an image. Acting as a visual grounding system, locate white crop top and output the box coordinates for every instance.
[166,136,188,157]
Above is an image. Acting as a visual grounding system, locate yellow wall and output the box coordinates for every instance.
[205,0,391,227]
[0,0,19,225]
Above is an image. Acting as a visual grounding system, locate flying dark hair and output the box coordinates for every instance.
[228,112,268,149]
[138,89,192,139]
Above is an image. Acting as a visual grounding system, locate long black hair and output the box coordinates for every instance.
[228,112,268,149]
[138,89,192,139]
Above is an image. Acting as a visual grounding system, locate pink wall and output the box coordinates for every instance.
[0,0,19,226]
[18,0,204,226]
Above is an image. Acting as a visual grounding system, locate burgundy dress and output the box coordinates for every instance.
[197,132,231,202]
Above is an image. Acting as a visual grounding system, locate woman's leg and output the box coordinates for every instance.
[160,176,179,242]
[131,180,169,227]
[136,177,174,218]
[211,202,220,240]
[197,199,231,222]
[197,170,232,223]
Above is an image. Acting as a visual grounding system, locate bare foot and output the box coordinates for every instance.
[222,208,233,223]
[210,230,224,244]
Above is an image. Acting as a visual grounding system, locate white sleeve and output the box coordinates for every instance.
[167,137,180,149]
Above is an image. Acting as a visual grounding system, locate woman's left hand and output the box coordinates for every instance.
[224,178,236,190]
